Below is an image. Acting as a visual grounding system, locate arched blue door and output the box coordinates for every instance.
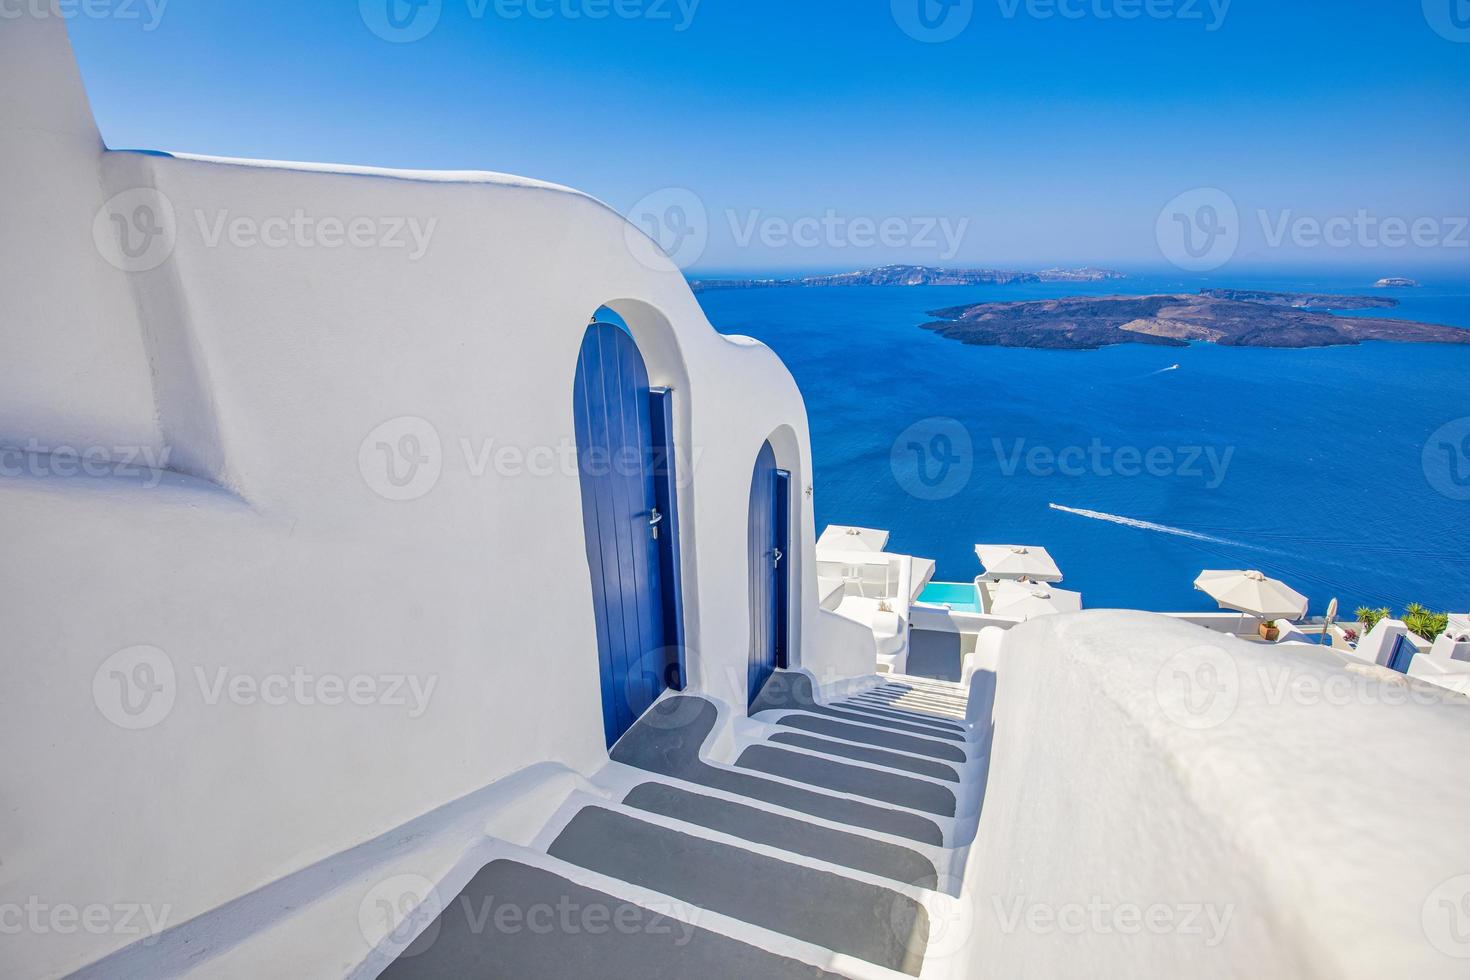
[748,441,792,706]
[574,321,682,747]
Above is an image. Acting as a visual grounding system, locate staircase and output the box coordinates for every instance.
[376,674,985,980]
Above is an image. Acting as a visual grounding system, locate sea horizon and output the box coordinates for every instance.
[689,263,1470,288]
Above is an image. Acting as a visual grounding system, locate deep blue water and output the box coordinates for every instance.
[695,273,1470,615]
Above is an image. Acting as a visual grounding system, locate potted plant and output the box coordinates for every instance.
[1259,621,1280,641]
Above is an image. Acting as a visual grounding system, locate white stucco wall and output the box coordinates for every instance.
[0,13,161,453]
[0,17,875,978]
[962,610,1470,979]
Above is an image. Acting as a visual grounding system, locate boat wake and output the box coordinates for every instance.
[1142,364,1181,378]
[1048,503,1243,547]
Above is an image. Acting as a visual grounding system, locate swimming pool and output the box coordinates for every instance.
[917,581,981,613]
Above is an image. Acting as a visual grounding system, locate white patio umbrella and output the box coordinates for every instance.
[1318,597,1340,647]
[974,544,1063,583]
[990,580,1083,621]
[1194,570,1308,621]
[817,525,890,554]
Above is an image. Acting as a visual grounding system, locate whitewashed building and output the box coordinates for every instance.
[4,15,1470,980]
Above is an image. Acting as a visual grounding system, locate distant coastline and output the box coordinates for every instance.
[689,264,1126,292]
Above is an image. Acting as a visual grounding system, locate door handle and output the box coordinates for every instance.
[772,547,783,569]
[649,507,663,540]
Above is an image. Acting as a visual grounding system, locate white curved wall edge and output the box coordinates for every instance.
[162,152,585,192]
[962,609,1470,979]
[910,604,1020,634]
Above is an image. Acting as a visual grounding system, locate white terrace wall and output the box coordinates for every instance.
[964,610,1470,979]
[0,17,873,978]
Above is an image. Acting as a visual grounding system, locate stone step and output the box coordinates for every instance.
[829,702,969,735]
[858,688,969,709]
[775,714,969,764]
[879,682,969,703]
[548,806,929,976]
[613,697,945,845]
[735,745,957,817]
[374,859,847,980]
[767,732,961,783]
[841,696,968,723]
[806,705,968,742]
[622,781,940,887]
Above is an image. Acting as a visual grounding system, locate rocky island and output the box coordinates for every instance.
[921,291,1470,350]
[1375,277,1421,288]
[690,264,1125,292]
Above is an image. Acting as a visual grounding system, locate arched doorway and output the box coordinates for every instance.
[748,440,791,706]
[573,318,685,747]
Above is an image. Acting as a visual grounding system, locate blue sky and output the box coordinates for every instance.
[67,0,1470,273]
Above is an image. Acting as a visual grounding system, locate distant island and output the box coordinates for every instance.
[1198,289,1397,310]
[921,291,1470,350]
[1375,277,1420,288]
[689,264,1126,292]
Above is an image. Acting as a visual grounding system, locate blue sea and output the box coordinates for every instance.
[694,272,1470,616]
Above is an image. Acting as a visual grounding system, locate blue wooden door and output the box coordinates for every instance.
[772,469,791,670]
[748,442,791,706]
[574,322,677,747]
[1387,634,1416,674]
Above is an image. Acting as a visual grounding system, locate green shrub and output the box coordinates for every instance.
[1356,604,1449,642]
[1355,606,1391,631]
[1404,603,1450,642]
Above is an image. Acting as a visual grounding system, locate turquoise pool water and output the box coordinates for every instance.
[918,581,981,612]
